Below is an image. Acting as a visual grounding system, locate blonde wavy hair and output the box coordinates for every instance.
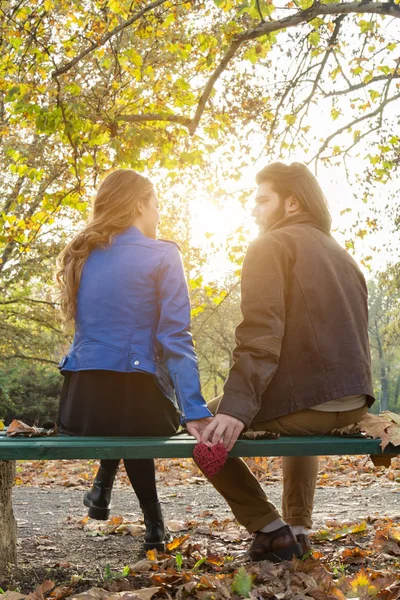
[56,169,154,324]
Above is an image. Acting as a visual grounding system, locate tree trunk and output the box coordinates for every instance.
[375,321,389,411]
[0,460,17,571]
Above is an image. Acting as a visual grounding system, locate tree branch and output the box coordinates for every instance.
[189,1,400,135]
[0,298,58,308]
[323,71,400,97]
[3,354,59,365]
[52,0,169,77]
[311,91,400,162]
[116,113,192,127]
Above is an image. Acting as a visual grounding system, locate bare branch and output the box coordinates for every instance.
[189,1,400,135]
[296,15,345,115]
[323,71,400,96]
[3,354,59,365]
[311,91,400,162]
[52,0,169,78]
[239,1,400,42]
[188,40,242,135]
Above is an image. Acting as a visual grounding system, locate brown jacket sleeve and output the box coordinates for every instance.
[217,232,290,427]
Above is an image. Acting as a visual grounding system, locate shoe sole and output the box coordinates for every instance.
[83,496,110,520]
[143,532,172,553]
[250,542,303,563]
[143,541,166,552]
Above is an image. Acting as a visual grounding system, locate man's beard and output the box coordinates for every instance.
[259,202,287,234]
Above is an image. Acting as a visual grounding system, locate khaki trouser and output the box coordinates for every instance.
[206,398,368,532]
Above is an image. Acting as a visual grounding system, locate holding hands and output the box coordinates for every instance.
[194,413,244,452]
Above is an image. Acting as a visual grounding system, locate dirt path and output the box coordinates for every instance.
[11,477,399,576]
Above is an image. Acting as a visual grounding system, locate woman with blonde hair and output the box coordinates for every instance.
[56,169,212,551]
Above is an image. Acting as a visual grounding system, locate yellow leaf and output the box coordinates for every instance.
[0,420,4,431]
[166,534,190,551]
[146,549,157,561]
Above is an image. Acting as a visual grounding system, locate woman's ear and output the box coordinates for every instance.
[136,198,145,216]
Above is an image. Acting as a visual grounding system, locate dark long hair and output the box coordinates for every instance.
[256,162,332,234]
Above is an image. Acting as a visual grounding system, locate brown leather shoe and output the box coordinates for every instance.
[249,525,303,562]
[296,533,312,556]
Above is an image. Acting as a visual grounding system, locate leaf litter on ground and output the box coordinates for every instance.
[5,411,400,598]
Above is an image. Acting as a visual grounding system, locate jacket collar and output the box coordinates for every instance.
[267,212,329,235]
[113,226,148,245]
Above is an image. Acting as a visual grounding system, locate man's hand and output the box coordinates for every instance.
[201,414,244,451]
[186,417,214,442]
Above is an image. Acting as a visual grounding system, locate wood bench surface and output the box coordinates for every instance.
[0,432,398,460]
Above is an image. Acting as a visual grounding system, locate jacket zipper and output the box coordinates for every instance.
[174,372,186,420]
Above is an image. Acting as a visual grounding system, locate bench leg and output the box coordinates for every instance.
[0,460,17,570]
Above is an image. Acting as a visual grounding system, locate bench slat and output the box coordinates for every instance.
[0,432,397,460]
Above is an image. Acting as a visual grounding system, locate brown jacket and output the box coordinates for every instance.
[218,213,374,427]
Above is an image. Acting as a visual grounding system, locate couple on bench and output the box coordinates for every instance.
[56,163,374,563]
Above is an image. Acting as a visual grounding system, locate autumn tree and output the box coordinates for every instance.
[1,0,400,369]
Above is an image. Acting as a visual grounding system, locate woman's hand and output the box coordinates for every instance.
[186,417,214,442]
[201,414,244,451]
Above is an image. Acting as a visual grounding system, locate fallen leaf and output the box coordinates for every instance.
[375,525,400,555]
[129,559,153,573]
[165,520,188,532]
[116,523,144,537]
[67,588,108,600]
[27,581,55,600]
[6,419,57,437]
[123,588,160,600]
[166,534,190,551]
[313,520,367,542]
[49,588,73,600]
[360,411,400,450]
[146,549,158,561]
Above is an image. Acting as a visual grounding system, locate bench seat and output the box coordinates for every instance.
[0,431,398,460]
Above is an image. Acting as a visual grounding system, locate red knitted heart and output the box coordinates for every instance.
[193,442,228,478]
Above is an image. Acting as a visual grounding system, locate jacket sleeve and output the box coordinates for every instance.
[155,245,212,423]
[217,233,290,427]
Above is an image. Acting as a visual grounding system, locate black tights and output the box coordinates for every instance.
[100,459,158,506]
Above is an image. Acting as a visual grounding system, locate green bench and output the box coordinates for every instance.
[0,431,398,571]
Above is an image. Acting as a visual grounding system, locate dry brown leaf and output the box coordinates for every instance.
[165,519,188,532]
[49,587,73,600]
[126,588,160,600]
[115,523,144,537]
[27,580,55,600]
[341,547,368,564]
[104,515,124,534]
[6,419,57,437]
[375,525,400,556]
[128,559,153,573]
[67,588,108,600]
[0,593,27,600]
[241,430,280,440]
[360,411,400,450]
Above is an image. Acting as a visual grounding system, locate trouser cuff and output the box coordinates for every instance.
[284,517,313,529]
[246,509,282,534]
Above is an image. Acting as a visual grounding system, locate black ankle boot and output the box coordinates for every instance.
[83,465,118,520]
[141,501,171,551]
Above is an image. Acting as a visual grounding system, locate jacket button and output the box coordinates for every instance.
[134,360,140,366]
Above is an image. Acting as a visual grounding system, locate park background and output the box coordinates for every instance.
[1,2,400,596]
[1,0,400,425]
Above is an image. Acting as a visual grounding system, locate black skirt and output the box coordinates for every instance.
[58,370,180,437]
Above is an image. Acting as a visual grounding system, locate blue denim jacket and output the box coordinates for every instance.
[58,226,212,423]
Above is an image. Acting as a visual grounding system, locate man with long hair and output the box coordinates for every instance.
[201,162,374,562]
